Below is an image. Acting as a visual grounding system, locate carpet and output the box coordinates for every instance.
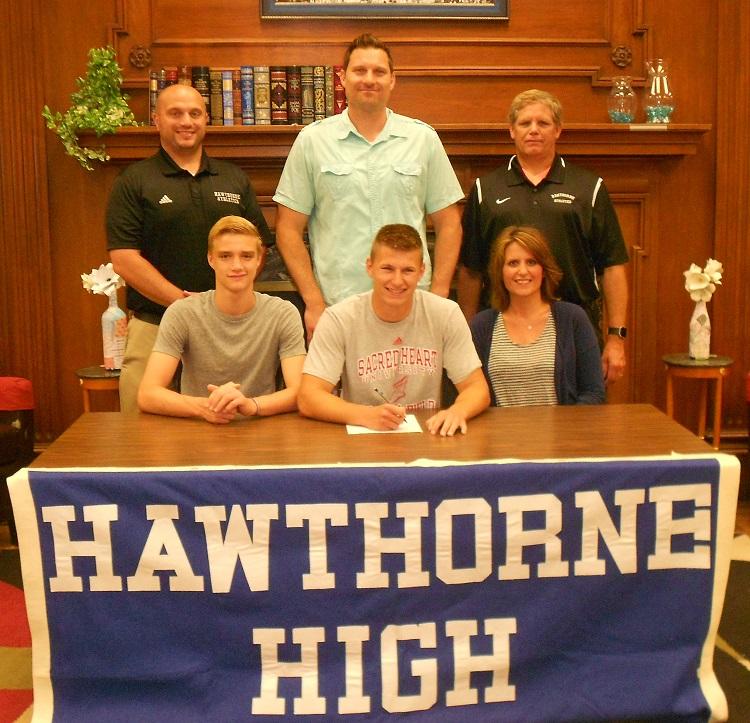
[0,537,747,721]
[0,550,32,723]
[715,557,750,721]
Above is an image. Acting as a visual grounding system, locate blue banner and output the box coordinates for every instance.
[9,455,739,721]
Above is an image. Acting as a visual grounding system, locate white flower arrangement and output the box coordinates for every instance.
[81,263,125,298]
[683,258,723,303]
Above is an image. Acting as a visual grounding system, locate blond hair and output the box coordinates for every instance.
[508,89,563,127]
[207,216,262,252]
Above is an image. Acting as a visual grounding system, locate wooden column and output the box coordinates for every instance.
[714,1,750,431]
[0,0,61,441]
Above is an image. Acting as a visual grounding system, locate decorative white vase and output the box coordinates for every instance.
[102,293,128,370]
[688,300,710,360]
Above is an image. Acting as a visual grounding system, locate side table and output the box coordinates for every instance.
[663,353,733,449]
[75,366,121,412]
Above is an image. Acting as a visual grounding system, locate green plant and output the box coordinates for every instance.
[42,46,139,171]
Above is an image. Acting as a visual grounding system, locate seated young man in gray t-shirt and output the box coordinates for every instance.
[138,216,306,424]
[299,224,489,436]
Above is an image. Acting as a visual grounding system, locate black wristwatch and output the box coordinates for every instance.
[607,326,628,339]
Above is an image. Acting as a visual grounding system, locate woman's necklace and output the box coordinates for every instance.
[508,307,550,330]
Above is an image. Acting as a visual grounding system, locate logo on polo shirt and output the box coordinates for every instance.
[158,195,173,205]
[496,197,511,205]
[551,192,575,204]
[215,191,241,205]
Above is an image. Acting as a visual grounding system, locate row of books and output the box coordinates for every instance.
[149,65,347,126]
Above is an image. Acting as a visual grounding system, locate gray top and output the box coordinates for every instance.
[488,313,558,407]
[154,290,305,398]
[304,290,481,411]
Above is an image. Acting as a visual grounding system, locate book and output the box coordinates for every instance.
[232,68,242,125]
[222,69,234,126]
[240,66,255,125]
[178,65,192,86]
[270,66,288,125]
[163,66,178,87]
[333,65,346,114]
[157,68,168,92]
[209,69,224,125]
[253,66,271,125]
[313,65,326,121]
[149,71,158,125]
[325,66,334,117]
[286,66,302,125]
[300,66,315,125]
[191,66,211,114]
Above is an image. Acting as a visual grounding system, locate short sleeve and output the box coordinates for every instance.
[302,307,347,386]
[273,131,316,216]
[591,182,629,270]
[423,128,464,215]
[151,301,190,360]
[442,304,482,385]
[106,168,145,251]
[276,302,307,359]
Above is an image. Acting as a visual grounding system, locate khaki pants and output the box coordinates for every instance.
[118,317,160,413]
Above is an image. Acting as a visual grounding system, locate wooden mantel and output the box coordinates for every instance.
[86,123,712,165]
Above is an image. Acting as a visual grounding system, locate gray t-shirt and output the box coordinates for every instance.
[154,290,305,398]
[304,290,481,411]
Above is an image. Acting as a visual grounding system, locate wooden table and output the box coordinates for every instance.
[663,353,733,449]
[19,404,737,722]
[33,403,713,469]
[74,365,120,413]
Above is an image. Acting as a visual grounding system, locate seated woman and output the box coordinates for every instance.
[470,226,605,406]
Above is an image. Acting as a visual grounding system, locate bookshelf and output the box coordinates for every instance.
[86,123,711,165]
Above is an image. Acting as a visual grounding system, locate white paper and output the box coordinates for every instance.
[346,414,422,435]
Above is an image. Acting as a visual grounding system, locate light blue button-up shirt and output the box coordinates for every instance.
[274,108,464,305]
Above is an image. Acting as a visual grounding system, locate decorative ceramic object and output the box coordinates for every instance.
[101,293,128,369]
[683,258,723,360]
[688,300,711,360]
[81,262,128,369]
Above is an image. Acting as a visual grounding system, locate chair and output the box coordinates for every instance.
[0,377,35,545]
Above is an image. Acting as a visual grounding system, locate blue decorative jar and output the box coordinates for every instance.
[607,76,637,123]
[644,59,675,123]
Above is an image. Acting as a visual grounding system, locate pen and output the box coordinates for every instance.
[374,388,406,423]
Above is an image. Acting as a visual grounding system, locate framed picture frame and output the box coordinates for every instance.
[261,0,508,20]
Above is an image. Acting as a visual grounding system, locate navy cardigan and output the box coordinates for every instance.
[469,301,606,406]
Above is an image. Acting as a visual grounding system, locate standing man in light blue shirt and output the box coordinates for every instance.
[273,33,465,338]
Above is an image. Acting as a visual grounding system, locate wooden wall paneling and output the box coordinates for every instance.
[713,0,750,433]
[0,0,60,442]
[33,0,725,441]
[649,150,719,429]
[113,0,650,127]
[40,2,125,436]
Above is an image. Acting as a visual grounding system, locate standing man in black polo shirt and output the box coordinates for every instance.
[458,89,629,385]
[107,84,272,412]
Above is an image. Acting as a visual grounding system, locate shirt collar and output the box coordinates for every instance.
[506,154,565,186]
[336,107,405,142]
[157,147,215,176]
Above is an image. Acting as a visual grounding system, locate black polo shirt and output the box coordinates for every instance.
[461,155,628,316]
[106,148,272,319]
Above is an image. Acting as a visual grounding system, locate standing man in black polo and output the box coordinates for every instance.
[107,83,272,412]
[458,89,629,385]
